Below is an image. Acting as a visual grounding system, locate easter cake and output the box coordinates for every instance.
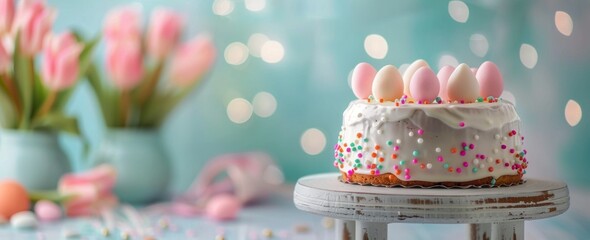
[333,60,527,187]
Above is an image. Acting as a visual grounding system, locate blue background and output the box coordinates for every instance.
[48,0,589,238]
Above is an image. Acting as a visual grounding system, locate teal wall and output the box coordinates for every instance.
[51,0,589,195]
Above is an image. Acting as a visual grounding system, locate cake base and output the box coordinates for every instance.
[341,172,523,188]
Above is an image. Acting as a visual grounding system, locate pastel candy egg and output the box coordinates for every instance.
[437,66,455,101]
[372,65,404,101]
[205,194,242,221]
[410,67,440,102]
[34,200,62,221]
[402,59,430,97]
[0,180,30,220]
[476,61,504,98]
[351,62,376,99]
[447,63,480,102]
[10,211,37,229]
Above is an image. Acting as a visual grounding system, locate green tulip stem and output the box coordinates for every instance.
[1,73,23,118]
[33,90,57,122]
[137,60,164,107]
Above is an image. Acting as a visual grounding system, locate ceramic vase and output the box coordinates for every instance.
[91,129,170,204]
[0,130,71,190]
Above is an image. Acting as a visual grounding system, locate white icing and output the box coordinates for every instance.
[334,100,527,183]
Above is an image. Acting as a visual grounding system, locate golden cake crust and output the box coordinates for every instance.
[341,172,523,187]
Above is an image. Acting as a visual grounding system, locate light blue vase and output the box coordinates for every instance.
[0,130,71,190]
[91,129,170,204]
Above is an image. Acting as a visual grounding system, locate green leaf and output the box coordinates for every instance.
[13,33,34,129]
[54,33,101,112]
[139,89,189,127]
[29,190,75,204]
[31,72,48,116]
[86,63,120,127]
[31,112,81,135]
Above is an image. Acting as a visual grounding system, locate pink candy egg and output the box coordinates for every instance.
[476,61,503,98]
[436,66,455,101]
[34,200,62,221]
[351,62,376,99]
[205,194,241,221]
[410,67,440,102]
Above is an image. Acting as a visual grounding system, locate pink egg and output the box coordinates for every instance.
[34,200,62,221]
[410,67,440,102]
[205,194,241,221]
[351,62,376,99]
[437,66,455,101]
[476,61,503,98]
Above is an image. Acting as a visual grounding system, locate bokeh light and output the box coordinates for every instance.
[364,34,388,59]
[438,54,459,69]
[224,42,249,65]
[565,100,582,127]
[245,0,266,12]
[248,33,270,58]
[212,0,234,16]
[469,34,489,57]
[261,40,285,63]
[520,44,538,69]
[448,1,469,23]
[300,128,326,155]
[227,98,253,124]
[252,92,277,118]
[555,11,573,36]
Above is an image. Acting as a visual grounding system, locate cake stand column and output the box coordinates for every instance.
[335,219,355,240]
[491,221,524,240]
[355,221,387,240]
[469,223,492,240]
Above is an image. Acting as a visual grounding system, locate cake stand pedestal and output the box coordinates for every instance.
[293,173,569,240]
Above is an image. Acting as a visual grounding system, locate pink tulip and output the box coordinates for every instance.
[0,41,9,73]
[169,35,215,87]
[0,0,15,35]
[103,5,141,44]
[58,165,118,217]
[41,32,84,90]
[13,0,55,55]
[147,8,183,60]
[106,41,144,90]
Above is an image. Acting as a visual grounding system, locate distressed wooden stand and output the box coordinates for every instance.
[293,174,569,240]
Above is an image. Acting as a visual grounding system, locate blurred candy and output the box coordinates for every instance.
[447,63,480,102]
[171,202,200,217]
[402,59,429,97]
[0,180,30,220]
[41,32,84,91]
[350,62,376,99]
[34,200,62,221]
[10,211,36,229]
[205,194,241,221]
[437,66,455,101]
[476,61,503,98]
[147,8,183,59]
[372,65,403,102]
[59,164,118,217]
[410,67,440,102]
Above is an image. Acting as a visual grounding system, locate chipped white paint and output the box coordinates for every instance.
[294,173,569,240]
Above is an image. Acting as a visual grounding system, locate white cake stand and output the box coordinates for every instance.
[293,173,569,240]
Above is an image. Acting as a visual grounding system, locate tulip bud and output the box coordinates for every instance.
[103,5,141,44]
[146,8,183,60]
[106,41,144,90]
[169,35,215,87]
[0,0,15,35]
[41,32,84,90]
[13,0,56,56]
